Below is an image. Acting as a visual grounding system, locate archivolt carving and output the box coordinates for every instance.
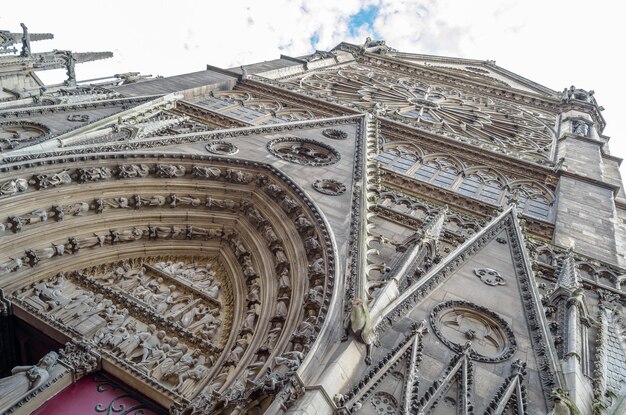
[0,156,337,412]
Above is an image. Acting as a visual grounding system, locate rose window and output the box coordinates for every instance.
[297,67,556,160]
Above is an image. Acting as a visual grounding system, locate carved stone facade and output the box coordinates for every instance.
[0,29,624,415]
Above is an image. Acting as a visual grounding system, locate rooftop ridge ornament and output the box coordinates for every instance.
[0,23,53,56]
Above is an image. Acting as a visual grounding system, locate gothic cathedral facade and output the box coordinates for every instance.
[0,26,624,415]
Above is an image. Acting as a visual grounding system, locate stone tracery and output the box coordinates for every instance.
[291,65,556,161]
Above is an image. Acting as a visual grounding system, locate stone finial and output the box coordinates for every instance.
[555,247,580,291]
[422,205,448,243]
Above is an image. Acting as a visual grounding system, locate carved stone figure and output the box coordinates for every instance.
[225,169,251,184]
[206,197,239,210]
[66,202,89,216]
[33,171,71,189]
[0,178,28,196]
[156,164,186,178]
[118,164,150,178]
[170,193,201,207]
[0,351,58,410]
[573,120,590,137]
[192,165,221,179]
[77,167,112,182]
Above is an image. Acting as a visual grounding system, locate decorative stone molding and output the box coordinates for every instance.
[58,340,101,380]
[66,114,90,122]
[205,141,238,155]
[322,128,348,140]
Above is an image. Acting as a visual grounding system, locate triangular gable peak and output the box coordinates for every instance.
[331,41,558,99]
[387,51,557,98]
[366,206,561,413]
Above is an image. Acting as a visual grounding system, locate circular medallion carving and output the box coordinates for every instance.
[321,128,348,140]
[473,268,506,286]
[430,300,516,362]
[205,141,239,155]
[267,137,340,166]
[313,179,346,196]
[370,392,399,415]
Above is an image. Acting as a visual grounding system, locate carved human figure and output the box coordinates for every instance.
[310,257,325,275]
[281,196,300,214]
[156,164,186,178]
[275,298,289,319]
[277,268,291,290]
[192,165,221,179]
[118,164,149,178]
[0,178,28,195]
[78,167,112,182]
[573,121,590,137]
[66,202,89,216]
[274,351,304,373]
[19,23,31,57]
[138,325,166,363]
[294,213,313,233]
[206,196,239,210]
[152,337,185,380]
[188,307,221,334]
[176,357,209,396]
[31,275,69,311]
[53,291,95,323]
[225,169,250,183]
[30,209,48,222]
[35,171,71,189]
[0,351,58,410]
[170,193,201,207]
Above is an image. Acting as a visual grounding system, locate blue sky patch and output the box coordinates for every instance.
[348,6,379,36]
[310,32,320,48]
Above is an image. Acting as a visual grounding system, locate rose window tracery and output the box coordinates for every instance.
[296,67,556,160]
[430,300,516,362]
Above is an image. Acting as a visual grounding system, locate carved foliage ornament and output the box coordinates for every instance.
[430,300,516,362]
[267,137,340,166]
[474,268,506,286]
[312,179,346,196]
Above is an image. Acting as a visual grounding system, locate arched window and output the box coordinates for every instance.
[510,183,554,220]
[457,171,505,204]
[412,158,461,189]
[376,146,421,173]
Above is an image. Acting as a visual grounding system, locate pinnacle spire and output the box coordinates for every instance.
[555,247,579,291]
[422,205,448,243]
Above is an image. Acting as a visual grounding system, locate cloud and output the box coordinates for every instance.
[1,0,624,172]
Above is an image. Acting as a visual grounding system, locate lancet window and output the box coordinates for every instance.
[377,145,555,220]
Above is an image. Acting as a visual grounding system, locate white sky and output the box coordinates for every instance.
[2,0,624,177]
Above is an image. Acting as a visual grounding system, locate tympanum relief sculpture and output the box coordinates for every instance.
[14,256,231,399]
